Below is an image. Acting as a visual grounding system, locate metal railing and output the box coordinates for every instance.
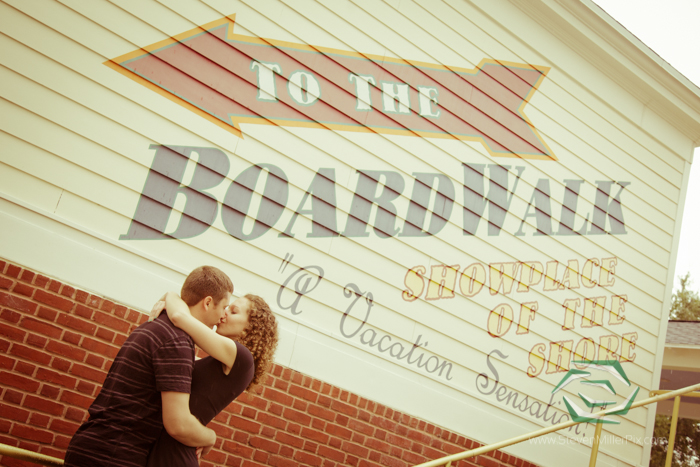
[2,383,700,467]
[414,382,700,467]
[0,443,63,466]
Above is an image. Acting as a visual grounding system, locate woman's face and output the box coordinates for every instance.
[216,297,251,338]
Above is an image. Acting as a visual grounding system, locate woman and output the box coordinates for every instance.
[146,292,278,467]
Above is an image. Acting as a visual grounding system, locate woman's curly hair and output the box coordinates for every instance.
[236,294,278,391]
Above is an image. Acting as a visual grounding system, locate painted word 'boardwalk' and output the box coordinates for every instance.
[106,15,554,160]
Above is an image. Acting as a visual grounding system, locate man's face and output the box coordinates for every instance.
[206,292,232,328]
[216,297,251,338]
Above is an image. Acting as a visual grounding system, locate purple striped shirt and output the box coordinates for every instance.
[64,314,194,467]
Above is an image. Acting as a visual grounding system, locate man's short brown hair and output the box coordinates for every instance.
[180,266,233,306]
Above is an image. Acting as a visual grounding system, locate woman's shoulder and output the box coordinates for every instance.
[234,341,254,369]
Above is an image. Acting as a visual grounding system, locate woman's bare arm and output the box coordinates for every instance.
[156,292,238,368]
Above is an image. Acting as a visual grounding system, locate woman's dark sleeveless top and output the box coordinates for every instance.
[146,342,254,467]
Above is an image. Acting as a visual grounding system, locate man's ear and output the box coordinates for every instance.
[201,296,214,311]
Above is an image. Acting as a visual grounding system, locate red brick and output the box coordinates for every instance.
[380,454,407,467]
[126,309,142,323]
[36,306,58,321]
[0,418,12,436]
[24,394,64,415]
[366,438,391,454]
[250,436,281,454]
[264,387,294,407]
[289,384,318,403]
[51,358,71,373]
[39,446,65,460]
[35,275,50,288]
[1,309,21,324]
[11,344,51,365]
[230,415,261,434]
[209,421,234,439]
[274,378,289,391]
[113,305,127,318]
[318,445,345,463]
[40,384,60,400]
[66,407,87,422]
[303,440,318,453]
[81,337,119,359]
[47,340,86,361]
[326,424,352,440]
[256,412,287,429]
[15,361,35,375]
[0,403,30,422]
[19,270,35,283]
[57,313,96,335]
[247,394,269,411]
[283,407,311,426]
[74,290,89,303]
[0,277,13,290]
[34,289,73,312]
[93,311,130,333]
[49,418,80,436]
[242,406,257,419]
[343,441,370,459]
[54,434,71,449]
[317,394,332,407]
[349,419,375,436]
[95,327,115,342]
[60,390,93,409]
[3,389,23,404]
[0,291,37,314]
[48,281,61,293]
[36,368,77,389]
[29,412,50,428]
[86,354,105,368]
[386,432,412,449]
[407,430,431,444]
[76,380,96,396]
[13,282,34,297]
[62,331,81,346]
[294,451,322,467]
[74,304,93,319]
[287,422,301,435]
[70,363,107,384]
[275,431,304,449]
[222,440,254,458]
[371,415,397,431]
[292,398,308,411]
[6,265,21,278]
[27,334,48,348]
[301,427,329,444]
[268,455,298,467]
[20,317,62,338]
[269,403,283,416]
[0,354,13,369]
[60,285,76,298]
[11,424,53,444]
[0,322,26,341]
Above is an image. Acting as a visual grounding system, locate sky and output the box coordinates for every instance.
[591,0,700,293]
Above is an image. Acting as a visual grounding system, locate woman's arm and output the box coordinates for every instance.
[160,292,238,368]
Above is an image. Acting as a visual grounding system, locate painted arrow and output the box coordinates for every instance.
[106,15,555,160]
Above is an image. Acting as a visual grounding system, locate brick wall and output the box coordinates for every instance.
[0,259,538,467]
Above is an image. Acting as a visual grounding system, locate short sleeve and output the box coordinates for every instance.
[153,335,194,393]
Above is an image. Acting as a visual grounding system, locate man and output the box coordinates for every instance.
[64,266,233,467]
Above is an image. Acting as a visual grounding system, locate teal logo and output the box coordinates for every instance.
[552,360,639,424]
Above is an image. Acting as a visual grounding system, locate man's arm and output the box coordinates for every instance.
[161,392,216,449]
